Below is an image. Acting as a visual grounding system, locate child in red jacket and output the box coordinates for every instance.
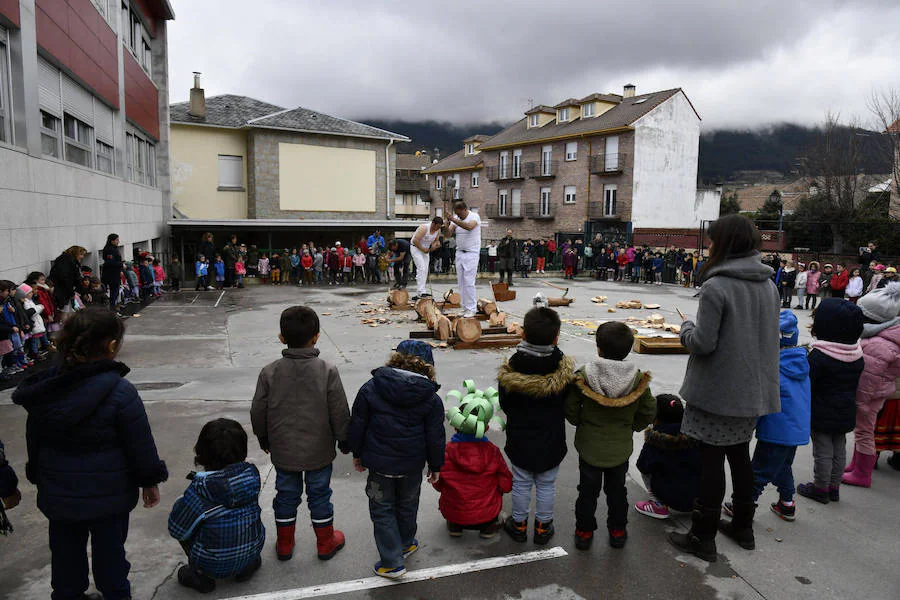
[432,391,512,538]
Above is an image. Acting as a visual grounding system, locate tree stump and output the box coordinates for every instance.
[443,289,461,305]
[416,297,439,328]
[489,311,507,327]
[435,315,452,340]
[388,289,409,307]
[547,297,574,307]
[477,298,497,316]
[455,317,482,343]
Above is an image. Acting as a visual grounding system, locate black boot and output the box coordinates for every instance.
[668,501,719,562]
[719,499,756,550]
[235,556,262,582]
[178,564,216,593]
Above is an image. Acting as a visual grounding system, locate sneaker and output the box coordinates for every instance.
[373,562,406,579]
[504,516,528,543]
[722,502,734,518]
[828,486,841,502]
[608,528,628,549]
[177,565,216,593]
[533,519,554,545]
[797,482,830,504]
[479,517,503,539]
[447,522,463,538]
[770,500,796,522]
[634,500,670,519]
[402,539,419,559]
[574,529,593,551]
[410,295,420,302]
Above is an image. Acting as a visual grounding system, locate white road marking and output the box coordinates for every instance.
[190,293,200,305]
[215,291,226,308]
[221,547,568,600]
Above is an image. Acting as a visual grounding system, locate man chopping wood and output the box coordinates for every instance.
[409,217,444,300]
[445,200,482,318]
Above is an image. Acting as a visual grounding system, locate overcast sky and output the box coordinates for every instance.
[167,0,900,130]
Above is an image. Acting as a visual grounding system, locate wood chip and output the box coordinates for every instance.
[644,303,661,309]
[322,313,332,316]
[607,308,616,313]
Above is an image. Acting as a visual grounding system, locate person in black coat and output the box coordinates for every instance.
[1,437,21,531]
[101,234,124,311]
[13,308,167,600]
[48,246,86,311]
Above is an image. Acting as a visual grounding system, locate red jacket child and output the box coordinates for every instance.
[301,254,313,270]
[432,431,512,526]
[831,268,849,293]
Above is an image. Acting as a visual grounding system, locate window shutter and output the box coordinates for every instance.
[94,98,114,144]
[218,155,243,187]
[38,57,62,116]
[62,74,94,125]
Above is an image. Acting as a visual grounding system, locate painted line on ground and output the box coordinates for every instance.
[190,293,200,305]
[221,546,568,600]
[215,290,226,308]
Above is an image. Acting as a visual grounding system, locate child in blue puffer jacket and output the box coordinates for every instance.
[169,418,265,593]
[726,310,810,522]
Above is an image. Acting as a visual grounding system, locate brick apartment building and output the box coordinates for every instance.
[394,152,432,220]
[424,85,720,246]
[0,0,175,280]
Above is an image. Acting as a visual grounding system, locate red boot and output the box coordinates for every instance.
[842,452,876,488]
[844,448,860,473]
[276,524,296,561]
[314,523,345,560]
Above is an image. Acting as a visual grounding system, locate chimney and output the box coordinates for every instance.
[189,72,206,119]
[623,83,636,99]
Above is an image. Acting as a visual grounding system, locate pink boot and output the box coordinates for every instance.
[844,448,859,473]
[842,452,876,487]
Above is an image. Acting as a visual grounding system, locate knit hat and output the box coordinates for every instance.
[779,310,799,347]
[15,283,32,299]
[812,298,864,344]
[887,267,898,274]
[396,339,434,365]
[856,282,900,324]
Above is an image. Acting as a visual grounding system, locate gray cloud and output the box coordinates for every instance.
[167,0,900,129]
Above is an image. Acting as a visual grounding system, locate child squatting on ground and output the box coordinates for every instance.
[348,339,445,579]
[726,310,810,522]
[12,308,168,600]
[497,307,575,545]
[798,299,865,503]
[169,418,265,593]
[250,306,351,562]
[431,387,513,538]
[633,394,701,519]
[565,321,656,549]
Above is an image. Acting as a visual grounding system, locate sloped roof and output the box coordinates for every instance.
[423,148,484,174]
[248,107,408,141]
[552,98,581,109]
[525,104,557,115]
[463,134,491,143]
[579,92,623,104]
[887,118,900,134]
[396,154,433,170]
[478,88,685,151]
[170,95,284,128]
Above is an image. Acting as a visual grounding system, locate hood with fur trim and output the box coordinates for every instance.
[497,355,575,397]
[644,425,698,451]
[573,368,652,408]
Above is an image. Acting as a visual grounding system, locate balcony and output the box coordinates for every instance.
[589,153,626,175]
[525,160,559,179]
[483,203,524,220]
[525,203,556,219]
[588,201,621,220]
[486,165,525,182]
[394,204,431,218]
[396,173,430,192]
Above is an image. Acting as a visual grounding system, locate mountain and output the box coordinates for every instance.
[361,119,507,159]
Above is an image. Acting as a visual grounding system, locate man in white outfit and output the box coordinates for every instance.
[445,200,482,317]
[409,217,444,300]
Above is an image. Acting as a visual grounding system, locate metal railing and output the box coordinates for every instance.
[486,165,525,181]
[589,153,626,174]
[483,203,524,219]
[525,160,559,178]
[524,203,557,219]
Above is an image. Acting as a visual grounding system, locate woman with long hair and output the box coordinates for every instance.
[48,246,87,313]
[668,214,780,562]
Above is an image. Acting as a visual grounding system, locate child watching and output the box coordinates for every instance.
[270,254,281,285]
[250,306,350,562]
[169,418,265,593]
[195,255,210,291]
[348,340,445,579]
[213,255,226,290]
[725,311,810,522]
[124,261,140,300]
[652,253,664,286]
[565,321,656,549]
[235,256,246,288]
[139,257,155,302]
[432,392,512,538]
[18,284,48,357]
[168,256,184,292]
[498,307,575,545]
[302,249,315,285]
[634,394,701,519]
[152,258,165,297]
[258,254,270,285]
[798,299,865,503]
[846,267,863,304]
[12,308,167,599]
[314,248,324,284]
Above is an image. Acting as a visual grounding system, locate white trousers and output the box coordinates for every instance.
[411,247,431,295]
[455,250,479,314]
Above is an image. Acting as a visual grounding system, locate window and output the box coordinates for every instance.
[64,114,93,168]
[633,98,647,105]
[40,111,61,157]
[452,175,461,199]
[218,155,244,189]
[498,189,509,216]
[564,185,576,204]
[123,2,152,74]
[499,151,509,179]
[142,39,152,72]
[540,187,551,216]
[436,175,443,190]
[541,145,552,176]
[558,107,569,122]
[125,133,134,180]
[565,141,578,161]
[471,171,479,188]
[511,189,521,217]
[92,0,116,31]
[582,103,594,118]
[435,207,443,218]
[605,135,619,171]
[0,27,10,143]
[604,185,617,216]
[512,149,522,178]
[529,114,539,127]
[465,143,474,155]
[126,129,157,187]
[96,141,114,174]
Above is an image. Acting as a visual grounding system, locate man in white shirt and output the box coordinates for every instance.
[409,217,444,299]
[445,200,482,317]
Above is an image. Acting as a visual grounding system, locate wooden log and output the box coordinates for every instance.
[435,315,451,341]
[416,298,439,329]
[388,289,409,307]
[477,298,498,316]
[455,317,482,343]
[454,334,522,350]
[507,322,523,336]
[443,289,461,305]
[489,311,507,327]
[547,297,574,307]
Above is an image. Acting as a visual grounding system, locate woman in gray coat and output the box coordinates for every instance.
[668,215,781,562]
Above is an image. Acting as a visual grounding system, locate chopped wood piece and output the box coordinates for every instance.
[489,311,507,327]
[443,289,461,305]
[477,298,498,316]
[387,289,409,307]
[435,314,452,341]
[455,317,482,343]
[548,297,574,307]
[607,308,617,313]
[644,303,661,309]
[507,321,523,336]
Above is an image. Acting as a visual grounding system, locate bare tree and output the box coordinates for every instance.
[867,88,900,218]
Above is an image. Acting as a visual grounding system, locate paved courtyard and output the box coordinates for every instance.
[1,277,898,600]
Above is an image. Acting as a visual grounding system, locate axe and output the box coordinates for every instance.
[540,280,569,298]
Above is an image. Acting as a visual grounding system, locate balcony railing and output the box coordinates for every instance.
[483,203,524,219]
[525,160,559,178]
[525,203,557,219]
[394,204,431,218]
[395,174,430,192]
[486,165,525,181]
[589,153,626,175]
[588,201,621,220]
